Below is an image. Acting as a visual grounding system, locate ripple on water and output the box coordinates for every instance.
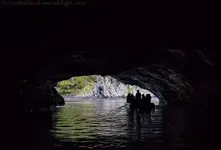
[49,99,184,149]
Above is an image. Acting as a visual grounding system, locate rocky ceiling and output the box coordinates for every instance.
[11,4,221,105]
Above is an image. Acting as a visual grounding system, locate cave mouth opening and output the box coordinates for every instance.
[55,74,160,105]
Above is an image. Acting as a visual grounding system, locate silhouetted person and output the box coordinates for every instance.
[136,90,141,101]
[139,94,146,109]
[127,93,131,103]
[130,94,136,106]
[141,94,146,101]
[143,94,151,113]
[146,94,155,112]
[131,94,135,101]
[146,94,151,105]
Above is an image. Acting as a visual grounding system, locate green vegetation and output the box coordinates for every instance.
[56,75,150,97]
[126,85,135,94]
[56,75,97,95]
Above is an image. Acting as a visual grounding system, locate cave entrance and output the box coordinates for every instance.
[55,75,160,105]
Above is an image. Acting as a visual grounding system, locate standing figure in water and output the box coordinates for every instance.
[134,90,141,108]
[136,90,141,101]
[127,93,131,103]
[146,94,155,110]
[131,93,135,102]
[142,94,146,105]
[146,94,151,105]
[127,93,135,104]
[141,94,145,101]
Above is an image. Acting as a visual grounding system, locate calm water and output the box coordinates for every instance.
[17,98,193,150]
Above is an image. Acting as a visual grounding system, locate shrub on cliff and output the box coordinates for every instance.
[56,76,96,95]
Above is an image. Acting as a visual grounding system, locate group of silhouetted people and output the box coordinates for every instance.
[127,90,155,111]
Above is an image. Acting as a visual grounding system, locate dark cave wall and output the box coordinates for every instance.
[11,6,221,109]
[12,5,221,150]
[17,48,221,110]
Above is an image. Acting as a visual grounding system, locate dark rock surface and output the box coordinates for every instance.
[16,47,221,109]
[10,4,220,109]
[50,88,65,106]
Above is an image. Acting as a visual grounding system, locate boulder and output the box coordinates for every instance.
[50,88,65,106]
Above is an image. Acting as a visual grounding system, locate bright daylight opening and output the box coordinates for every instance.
[55,75,160,105]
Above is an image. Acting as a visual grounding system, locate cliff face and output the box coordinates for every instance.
[57,75,154,98]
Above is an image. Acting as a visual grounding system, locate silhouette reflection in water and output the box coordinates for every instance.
[17,99,189,150]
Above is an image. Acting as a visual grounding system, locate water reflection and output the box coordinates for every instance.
[50,99,168,149]
[17,99,185,150]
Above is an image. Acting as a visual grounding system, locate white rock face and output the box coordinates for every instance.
[63,75,159,104]
[81,75,156,98]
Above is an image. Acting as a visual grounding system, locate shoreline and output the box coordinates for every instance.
[61,95,157,100]
[62,96,160,105]
[63,96,126,101]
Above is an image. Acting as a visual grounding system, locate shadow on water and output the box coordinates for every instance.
[16,99,208,150]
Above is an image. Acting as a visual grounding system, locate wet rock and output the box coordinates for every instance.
[50,88,65,106]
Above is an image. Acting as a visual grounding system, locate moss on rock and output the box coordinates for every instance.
[56,75,96,96]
